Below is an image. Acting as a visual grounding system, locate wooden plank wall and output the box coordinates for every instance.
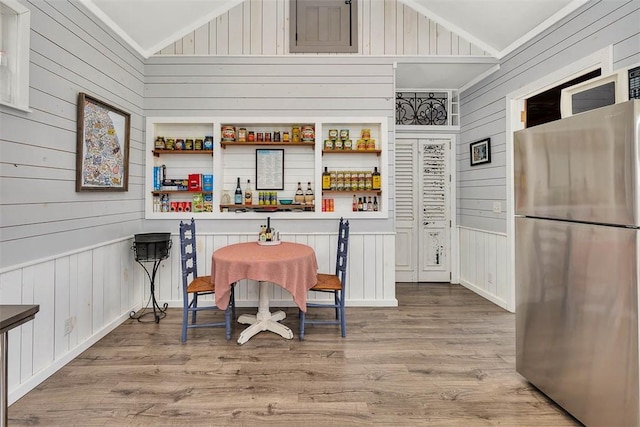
[157,0,488,56]
[456,0,639,311]
[0,0,146,404]
[0,0,146,269]
[457,0,640,233]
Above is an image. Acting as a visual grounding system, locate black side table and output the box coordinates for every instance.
[131,233,172,323]
[1,305,39,427]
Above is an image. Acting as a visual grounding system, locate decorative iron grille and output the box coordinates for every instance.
[396,92,449,126]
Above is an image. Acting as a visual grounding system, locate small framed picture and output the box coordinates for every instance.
[470,138,491,166]
[255,149,285,190]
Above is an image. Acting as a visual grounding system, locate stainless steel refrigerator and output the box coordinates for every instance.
[514,100,640,426]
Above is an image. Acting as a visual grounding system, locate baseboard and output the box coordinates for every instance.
[8,303,142,406]
[459,279,511,312]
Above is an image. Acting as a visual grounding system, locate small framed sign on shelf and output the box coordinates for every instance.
[470,138,491,166]
[255,149,284,190]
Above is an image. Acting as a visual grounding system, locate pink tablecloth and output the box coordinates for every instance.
[212,242,318,311]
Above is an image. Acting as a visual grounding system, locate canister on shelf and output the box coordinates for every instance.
[195,139,203,150]
[155,136,165,149]
[185,138,194,150]
[165,138,175,150]
[273,131,281,142]
[221,125,236,141]
[357,139,366,150]
[175,138,185,150]
[265,132,272,142]
[328,129,339,140]
[366,139,376,150]
[334,138,343,150]
[283,131,290,142]
[339,129,349,140]
[247,131,255,142]
[361,128,371,139]
[343,139,353,150]
[301,125,315,142]
[257,132,264,142]
[203,136,213,150]
[324,139,334,150]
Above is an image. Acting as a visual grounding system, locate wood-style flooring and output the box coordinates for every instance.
[9,283,580,426]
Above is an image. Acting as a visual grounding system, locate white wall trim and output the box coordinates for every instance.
[0,236,133,275]
[459,278,509,310]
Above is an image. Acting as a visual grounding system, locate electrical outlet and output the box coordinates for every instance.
[64,317,75,335]
[492,202,501,213]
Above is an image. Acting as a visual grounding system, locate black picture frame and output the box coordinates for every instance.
[255,149,285,190]
[76,93,131,191]
[470,138,491,166]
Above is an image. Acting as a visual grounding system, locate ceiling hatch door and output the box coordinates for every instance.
[290,0,358,53]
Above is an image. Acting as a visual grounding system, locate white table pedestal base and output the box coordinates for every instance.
[237,282,294,345]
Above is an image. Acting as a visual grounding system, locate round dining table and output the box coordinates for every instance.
[212,241,318,344]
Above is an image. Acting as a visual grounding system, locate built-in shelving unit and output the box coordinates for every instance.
[144,117,388,219]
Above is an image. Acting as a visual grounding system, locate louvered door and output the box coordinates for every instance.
[419,139,450,281]
[395,137,451,282]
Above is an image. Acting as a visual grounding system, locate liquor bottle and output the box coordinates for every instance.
[352,195,357,212]
[234,177,242,204]
[367,196,372,211]
[305,181,314,205]
[357,197,363,211]
[322,167,331,190]
[265,217,272,241]
[373,196,379,211]
[244,179,253,205]
[295,182,304,203]
[362,197,368,211]
[372,167,381,190]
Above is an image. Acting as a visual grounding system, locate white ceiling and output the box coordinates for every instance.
[78,0,589,90]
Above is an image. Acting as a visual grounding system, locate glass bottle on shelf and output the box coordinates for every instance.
[357,197,363,212]
[295,182,304,203]
[305,182,314,205]
[245,179,253,205]
[322,167,331,190]
[372,167,381,190]
[373,196,379,211]
[265,217,272,241]
[367,196,372,211]
[234,177,242,204]
[352,195,357,212]
[362,197,368,212]
[161,194,169,212]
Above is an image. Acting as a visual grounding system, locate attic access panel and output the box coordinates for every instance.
[290,0,358,53]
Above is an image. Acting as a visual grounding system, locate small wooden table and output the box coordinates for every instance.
[213,241,318,344]
[0,305,39,427]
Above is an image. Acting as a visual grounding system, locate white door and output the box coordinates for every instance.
[396,137,451,282]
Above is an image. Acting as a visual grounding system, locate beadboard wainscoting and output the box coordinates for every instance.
[458,226,510,312]
[1,231,396,404]
[0,237,143,405]
[149,232,397,308]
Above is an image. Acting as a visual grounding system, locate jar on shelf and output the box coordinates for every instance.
[237,128,247,142]
[194,138,203,150]
[324,139,334,150]
[165,138,175,150]
[154,136,165,149]
[292,125,301,143]
[185,138,194,150]
[361,128,371,139]
[366,139,376,150]
[328,129,339,140]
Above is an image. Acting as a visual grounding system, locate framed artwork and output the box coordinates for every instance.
[255,149,284,190]
[470,138,491,166]
[76,92,131,191]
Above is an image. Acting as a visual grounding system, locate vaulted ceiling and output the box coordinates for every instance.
[80,0,588,59]
[78,0,589,90]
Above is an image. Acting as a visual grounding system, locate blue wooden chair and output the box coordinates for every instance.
[179,219,235,342]
[299,217,349,340]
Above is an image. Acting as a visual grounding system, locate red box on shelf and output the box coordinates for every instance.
[188,174,202,191]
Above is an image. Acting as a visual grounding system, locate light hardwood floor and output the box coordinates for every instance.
[9,283,580,426]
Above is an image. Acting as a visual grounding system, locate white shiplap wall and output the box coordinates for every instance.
[457,0,640,311]
[0,0,146,404]
[157,0,488,56]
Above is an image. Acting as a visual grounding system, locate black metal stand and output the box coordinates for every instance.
[130,258,168,323]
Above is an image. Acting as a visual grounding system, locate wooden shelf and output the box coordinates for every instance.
[220,141,315,148]
[220,204,315,212]
[323,149,381,155]
[322,190,381,195]
[152,190,213,195]
[153,149,213,156]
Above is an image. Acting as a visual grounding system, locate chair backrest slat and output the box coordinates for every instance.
[335,218,350,288]
[179,219,199,285]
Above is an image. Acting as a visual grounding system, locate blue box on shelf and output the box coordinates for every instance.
[203,174,214,191]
